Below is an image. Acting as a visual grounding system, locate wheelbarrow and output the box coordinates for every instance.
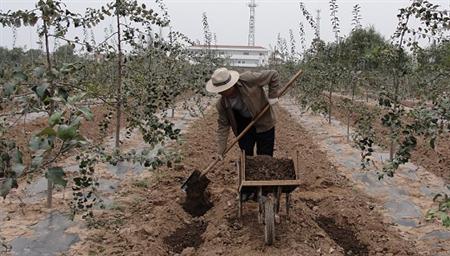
[236,150,301,245]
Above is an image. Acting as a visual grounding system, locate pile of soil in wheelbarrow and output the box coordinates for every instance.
[245,155,295,180]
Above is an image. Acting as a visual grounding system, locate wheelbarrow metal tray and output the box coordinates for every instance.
[237,151,301,195]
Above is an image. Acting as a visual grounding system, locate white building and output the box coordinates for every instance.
[188,44,269,68]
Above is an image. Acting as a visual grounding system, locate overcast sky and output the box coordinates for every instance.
[0,0,449,51]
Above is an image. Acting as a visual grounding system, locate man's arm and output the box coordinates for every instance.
[240,70,281,98]
[216,101,230,155]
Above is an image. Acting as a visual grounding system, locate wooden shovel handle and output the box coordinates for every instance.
[200,69,304,176]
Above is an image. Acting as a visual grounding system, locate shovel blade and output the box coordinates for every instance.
[181,170,201,192]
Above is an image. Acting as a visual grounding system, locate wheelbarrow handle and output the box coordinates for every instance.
[200,69,304,177]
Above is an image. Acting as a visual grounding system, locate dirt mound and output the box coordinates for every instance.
[163,219,207,254]
[245,156,295,180]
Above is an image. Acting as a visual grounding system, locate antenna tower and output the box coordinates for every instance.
[248,0,257,46]
[315,9,321,39]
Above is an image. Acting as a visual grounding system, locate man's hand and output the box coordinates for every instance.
[268,98,279,105]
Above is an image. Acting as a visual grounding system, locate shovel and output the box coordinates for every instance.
[181,69,304,192]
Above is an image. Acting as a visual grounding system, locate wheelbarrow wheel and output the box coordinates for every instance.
[264,196,275,245]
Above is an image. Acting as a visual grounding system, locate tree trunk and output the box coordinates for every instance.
[115,2,123,149]
[389,140,395,161]
[328,81,333,124]
[390,71,399,161]
[347,76,357,142]
[44,19,54,209]
[44,20,54,116]
[47,180,53,208]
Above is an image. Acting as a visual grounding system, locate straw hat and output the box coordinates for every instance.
[205,67,240,93]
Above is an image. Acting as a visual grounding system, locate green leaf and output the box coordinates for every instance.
[49,112,62,126]
[443,217,450,227]
[29,14,38,26]
[13,18,21,27]
[13,71,28,81]
[31,155,43,170]
[57,125,77,140]
[50,68,59,78]
[62,63,77,72]
[425,209,436,220]
[61,134,87,152]
[12,163,25,176]
[34,83,49,98]
[29,135,51,151]
[3,81,16,97]
[85,42,93,52]
[439,212,450,227]
[0,178,14,199]
[70,116,82,129]
[37,127,57,137]
[45,167,67,187]
[57,87,69,101]
[67,93,86,104]
[13,148,23,164]
[33,66,46,78]
[78,107,93,121]
[430,137,436,149]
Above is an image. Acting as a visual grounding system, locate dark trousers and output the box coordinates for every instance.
[234,110,275,156]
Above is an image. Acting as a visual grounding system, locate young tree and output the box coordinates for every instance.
[0,0,95,207]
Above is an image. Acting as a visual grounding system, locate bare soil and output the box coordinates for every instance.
[331,95,450,184]
[163,219,207,254]
[245,156,295,180]
[70,107,419,256]
[315,216,369,255]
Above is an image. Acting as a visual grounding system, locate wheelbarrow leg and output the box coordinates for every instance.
[275,186,282,224]
[238,192,242,218]
[286,193,291,217]
[275,186,282,213]
[258,187,263,224]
